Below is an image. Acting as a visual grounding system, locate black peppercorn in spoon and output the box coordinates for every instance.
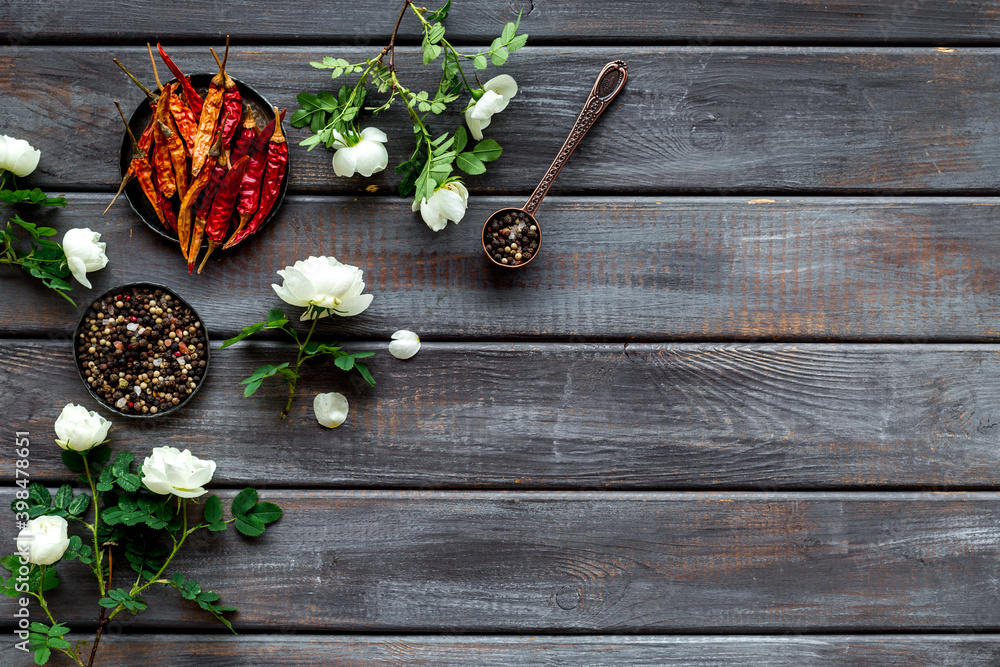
[482,60,628,268]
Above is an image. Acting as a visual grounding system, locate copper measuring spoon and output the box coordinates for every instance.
[482,60,628,268]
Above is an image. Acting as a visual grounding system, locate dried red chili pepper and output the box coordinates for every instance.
[233,110,284,234]
[215,44,243,147]
[106,101,155,216]
[190,44,228,177]
[224,106,287,250]
[156,86,189,200]
[177,137,223,260]
[151,90,177,200]
[156,43,204,117]
[230,110,258,161]
[191,154,249,273]
[168,91,198,154]
[155,179,177,232]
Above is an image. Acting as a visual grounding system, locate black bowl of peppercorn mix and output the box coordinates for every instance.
[74,283,210,418]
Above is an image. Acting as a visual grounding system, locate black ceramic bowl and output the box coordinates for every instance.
[119,74,289,248]
[74,283,210,418]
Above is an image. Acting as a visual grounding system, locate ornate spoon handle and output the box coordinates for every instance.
[523,60,629,216]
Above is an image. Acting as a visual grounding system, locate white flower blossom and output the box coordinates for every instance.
[332,127,388,177]
[0,135,41,177]
[54,403,111,451]
[141,446,216,499]
[412,181,469,232]
[465,75,518,141]
[272,255,373,320]
[62,228,108,289]
[17,516,70,565]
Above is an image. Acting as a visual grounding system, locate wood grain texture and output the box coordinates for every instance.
[4,340,1000,489]
[5,490,1000,631]
[3,195,1000,341]
[16,634,1000,666]
[2,47,998,195]
[2,0,998,45]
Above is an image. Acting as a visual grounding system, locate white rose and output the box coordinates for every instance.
[465,75,518,141]
[388,330,421,360]
[412,181,469,232]
[141,446,216,499]
[331,127,388,177]
[17,516,70,565]
[54,403,111,452]
[314,392,349,428]
[272,255,373,320]
[62,228,109,289]
[0,135,41,177]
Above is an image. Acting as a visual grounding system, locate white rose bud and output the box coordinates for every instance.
[62,228,109,289]
[412,181,469,232]
[389,330,421,360]
[464,75,518,141]
[0,135,42,177]
[17,516,70,565]
[314,392,349,428]
[272,255,373,320]
[54,403,111,452]
[141,446,216,499]
[331,127,388,178]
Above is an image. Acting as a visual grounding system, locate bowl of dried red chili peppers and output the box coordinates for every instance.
[108,41,289,275]
[74,282,211,418]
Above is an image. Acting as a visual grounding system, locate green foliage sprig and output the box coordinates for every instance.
[0,170,73,304]
[220,308,375,419]
[5,438,281,666]
[292,0,527,205]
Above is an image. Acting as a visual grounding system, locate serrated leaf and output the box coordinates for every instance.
[231,488,258,517]
[60,450,85,472]
[456,152,486,175]
[474,54,488,70]
[507,33,528,51]
[53,485,72,509]
[355,362,376,387]
[491,46,509,66]
[472,139,503,162]
[266,308,288,325]
[112,451,134,477]
[204,495,223,525]
[334,355,355,371]
[234,514,266,537]
[243,379,263,397]
[34,646,50,665]
[66,493,90,516]
[453,126,468,153]
[501,21,516,43]
[116,473,142,493]
[28,483,50,508]
[249,501,283,525]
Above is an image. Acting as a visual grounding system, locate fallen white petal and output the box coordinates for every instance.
[314,392,349,428]
[389,330,421,360]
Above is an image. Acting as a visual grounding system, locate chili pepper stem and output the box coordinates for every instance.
[146,42,163,92]
[197,241,218,274]
[113,58,158,102]
[103,173,134,215]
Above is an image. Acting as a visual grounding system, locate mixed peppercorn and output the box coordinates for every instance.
[75,286,208,416]
[483,210,539,266]
[108,40,288,274]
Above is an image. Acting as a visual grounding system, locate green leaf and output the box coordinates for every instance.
[28,483,51,508]
[491,46,509,67]
[507,33,528,52]
[472,139,503,162]
[474,54,488,70]
[501,21,516,43]
[60,449,85,472]
[116,472,142,493]
[1,555,22,573]
[266,309,289,326]
[453,126,468,153]
[456,152,486,175]
[112,451,134,477]
[34,646,51,665]
[98,597,119,608]
[243,379,262,397]
[53,485,72,510]
[219,322,266,349]
[90,445,113,465]
[203,495,223,524]
[231,488,258,517]
[234,514,266,537]
[249,501,283,525]
[334,355,355,371]
[47,624,70,637]
[427,22,446,44]
[355,362,376,387]
[46,637,71,650]
[66,493,91,516]
[422,41,442,65]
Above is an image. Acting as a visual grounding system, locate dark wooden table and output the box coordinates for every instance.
[3,1,1000,664]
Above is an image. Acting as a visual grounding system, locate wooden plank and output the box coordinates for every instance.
[5,491,1000,631]
[3,0,999,45]
[4,340,1000,489]
[46,634,1000,666]
[3,195,1000,342]
[2,47,998,195]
